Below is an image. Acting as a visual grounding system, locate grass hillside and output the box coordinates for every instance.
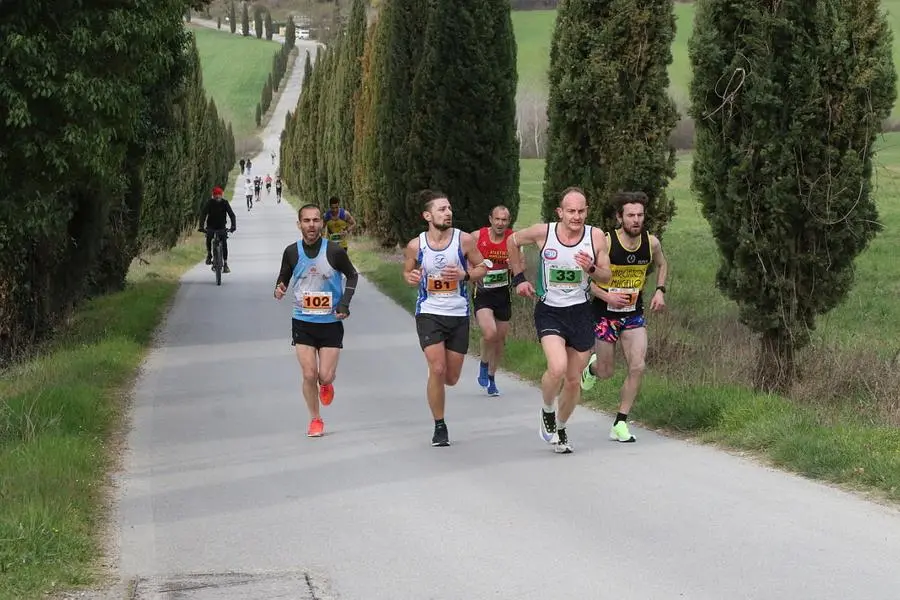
[190,25,280,141]
[513,1,900,115]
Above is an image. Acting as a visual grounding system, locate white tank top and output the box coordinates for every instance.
[536,223,594,308]
[415,229,469,317]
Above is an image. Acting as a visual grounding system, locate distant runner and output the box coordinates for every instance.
[471,205,515,396]
[581,191,668,443]
[274,204,359,438]
[506,187,612,454]
[275,175,283,203]
[244,177,253,211]
[324,196,357,251]
[403,190,491,447]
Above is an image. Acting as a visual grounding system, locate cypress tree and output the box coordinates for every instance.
[254,7,263,39]
[285,16,296,49]
[264,10,274,40]
[315,46,335,201]
[255,102,262,127]
[403,0,519,239]
[354,21,382,234]
[689,0,896,391]
[229,1,236,34]
[217,16,221,29]
[332,0,367,212]
[370,0,430,246]
[241,2,250,36]
[541,0,678,235]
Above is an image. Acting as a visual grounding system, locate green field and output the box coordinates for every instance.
[513,1,900,114]
[190,26,280,140]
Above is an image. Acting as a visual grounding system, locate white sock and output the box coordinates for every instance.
[558,420,567,430]
[542,405,555,414]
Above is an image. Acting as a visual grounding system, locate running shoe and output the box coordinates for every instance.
[539,408,557,443]
[610,421,636,443]
[581,354,598,391]
[432,422,450,447]
[554,428,573,454]
[486,378,500,397]
[477,362,490,388]
[307,417,325,438]
[319,383,334,406]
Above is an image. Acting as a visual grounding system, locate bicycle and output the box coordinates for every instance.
[204,228,231,286]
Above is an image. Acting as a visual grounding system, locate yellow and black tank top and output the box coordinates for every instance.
[593,229,651,319]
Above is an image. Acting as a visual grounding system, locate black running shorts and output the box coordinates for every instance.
[292,319,344,349]
[473,288,512,322]
[533,301,594,353]
[415,314,469,354]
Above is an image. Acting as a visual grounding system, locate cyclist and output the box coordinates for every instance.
[198,186,237,273]
[323,196,357,251]
[275,175,283,203]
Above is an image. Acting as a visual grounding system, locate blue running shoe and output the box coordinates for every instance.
[487,377,500,397]
[477,361,490,388]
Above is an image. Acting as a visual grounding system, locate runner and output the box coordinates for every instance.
[403,190,493,447]
[506,187,612,454]
[265,173,273,195]
[275,175,283,204]
[324,196,357,251]
[254,176,262,202]
[239,158,246,174]
[580,191,668,443]
[244,177,254,211]
[274,204,360,438]
[471,205,515,396]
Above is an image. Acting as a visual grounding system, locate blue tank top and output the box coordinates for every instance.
[291,239,345,323]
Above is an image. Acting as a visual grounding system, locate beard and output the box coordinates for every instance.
[434,222,452,231]
[623,223,644,236]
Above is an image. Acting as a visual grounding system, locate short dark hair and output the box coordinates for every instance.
[558,186,586,205]
[612,191,648,216]
[419,189,448,212]
[328,196,340,205]
[298,204,321,219]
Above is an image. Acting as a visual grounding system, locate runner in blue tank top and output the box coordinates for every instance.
[402,190,493,447]
[507,187,612,454]
[274,204,359,438]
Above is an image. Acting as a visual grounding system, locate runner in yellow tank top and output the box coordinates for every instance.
[324,196,357,251]
[580,191,669,443]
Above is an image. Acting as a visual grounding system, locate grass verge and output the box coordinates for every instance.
[0,225,211,598]
[350,237,900,505]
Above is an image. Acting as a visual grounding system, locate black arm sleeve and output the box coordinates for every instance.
[277,244,298,288]
[198,199,209,229]
[225,201,236,229]
[326,243,359,309]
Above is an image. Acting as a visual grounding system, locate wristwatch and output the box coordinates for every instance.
[656,285,667,294]
[479,259,494,269]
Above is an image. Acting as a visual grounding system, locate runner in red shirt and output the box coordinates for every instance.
[471,205,516,396]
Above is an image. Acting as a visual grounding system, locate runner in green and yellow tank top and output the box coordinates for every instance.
[324,196,357,250]
[507,187,613,454]
[580,191,669,443]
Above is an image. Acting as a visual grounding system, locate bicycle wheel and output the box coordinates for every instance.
[214,239,223,286]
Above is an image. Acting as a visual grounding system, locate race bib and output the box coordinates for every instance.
[301,291,333,315]
[548,265,583,288]
[426,275,458,295]
[482,269,509,289]
[607,287,639,313]
[329,233,344,242]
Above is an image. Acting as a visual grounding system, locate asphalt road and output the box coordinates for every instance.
[114,27,900,600]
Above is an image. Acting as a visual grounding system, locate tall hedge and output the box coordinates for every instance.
[353,21,384,236]
[689,0,896,390]
[541,0,677,235]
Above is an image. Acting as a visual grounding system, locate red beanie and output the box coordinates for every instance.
[212,186,224,196]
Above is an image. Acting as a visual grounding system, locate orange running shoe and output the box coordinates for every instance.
[307,417,325,438]
[319,383,335,406]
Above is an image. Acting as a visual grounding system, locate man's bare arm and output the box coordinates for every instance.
[588,228,613,284]
[402,238,422,287]
[507,223,548,276]
[650,235,667,288]
[461,233,488,282]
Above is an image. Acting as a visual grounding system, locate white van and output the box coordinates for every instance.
[298,29,310,40]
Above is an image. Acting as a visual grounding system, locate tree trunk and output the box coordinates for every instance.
[754,330,796,393]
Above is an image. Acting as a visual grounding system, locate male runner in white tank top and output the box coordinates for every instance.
[507,187,612,453]
[403,190,492,447]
